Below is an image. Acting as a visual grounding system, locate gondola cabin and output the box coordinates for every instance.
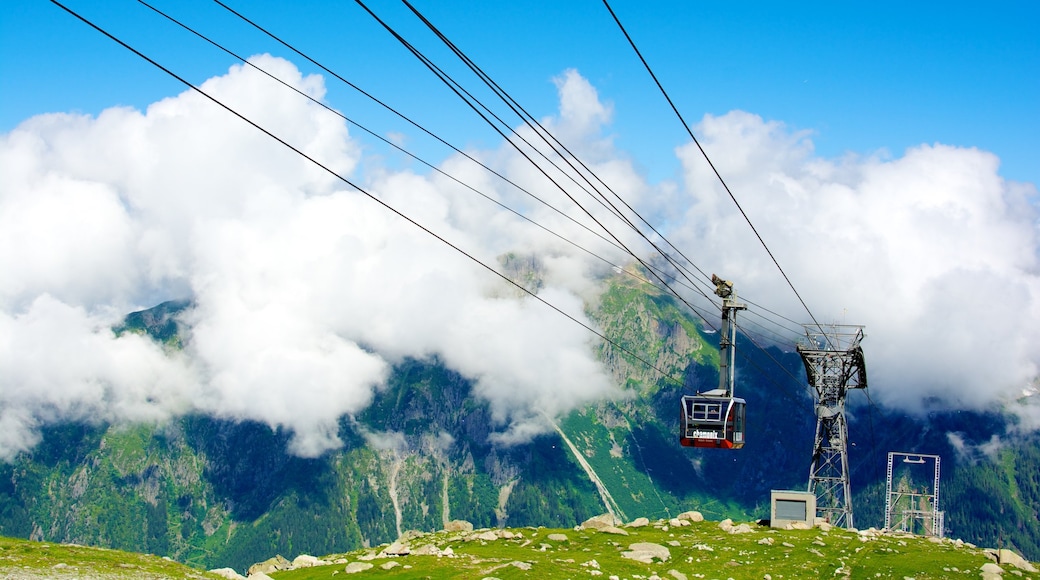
[680,392,746,449]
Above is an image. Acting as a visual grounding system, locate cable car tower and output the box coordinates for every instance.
[797,325,867,528]
[680,275,747,449]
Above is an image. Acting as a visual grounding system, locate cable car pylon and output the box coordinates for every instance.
[797,324,867,528]
[680,275,747,449]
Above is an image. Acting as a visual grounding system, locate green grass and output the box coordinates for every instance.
[268,520,1025,580]
[0,536,219,578]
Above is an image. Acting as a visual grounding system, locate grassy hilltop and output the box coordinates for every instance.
[4,515,1035,580]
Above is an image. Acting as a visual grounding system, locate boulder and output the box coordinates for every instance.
[677,511,704,522]
[729,523,754,534]
[600,526,629,535]
[248,555,291,576]
[209,569,246,580]
[581,513,621,530]
[444,519,474,532]
[998,549,1038,572]
[381,541,411,556]
[718,519,734,532]
[345,562,374,573]
[291,554,325,568]
[980,562,1004,580]
[547,533,569,542]
[621,542,671,563]
[626,517,650,528]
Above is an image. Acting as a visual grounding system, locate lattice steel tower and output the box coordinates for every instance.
[797,325,867,529]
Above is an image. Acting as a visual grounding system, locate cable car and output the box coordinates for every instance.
[680,390,746,449]
[679,275,747,450]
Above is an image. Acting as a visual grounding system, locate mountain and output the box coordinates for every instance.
[1,271,1038,572]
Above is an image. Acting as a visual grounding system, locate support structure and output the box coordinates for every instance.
[885,452,943,537]
[797,325,867,529]
[712,274,746,397]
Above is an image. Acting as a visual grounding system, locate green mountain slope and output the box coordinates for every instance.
[1,272,1039,571]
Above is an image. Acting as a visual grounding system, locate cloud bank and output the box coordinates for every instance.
[669,111,1040,422]
[1,56,1038,459]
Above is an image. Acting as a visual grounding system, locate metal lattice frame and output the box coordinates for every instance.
[798,325,867,529]
[884,452,943,537]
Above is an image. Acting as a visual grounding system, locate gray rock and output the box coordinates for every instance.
[345,562,374,573]
[210,568,246,580]
[981,561,1005,580]
[380,561,401,570]
[381,541,410,556]
[547,533,569,542]
[626,517,650,528]
[677,510,704,522]
[998,549,1038,572]
[600,525,630,535]
[444,519,474,532]
[248,555,291,576]
[581,513,621,530]
[621,542,671,563]
[292,554,326,568]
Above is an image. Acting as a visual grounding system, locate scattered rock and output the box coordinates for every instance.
[729,523,754,534]
[667,570,687,580]
[475,530,499,542]
[666,540,681,547]
[248,555,291,576]
[677,511,704,522]
[510,561,533,570]
[292,554,326,568]
[817,522,832,532]
[380,561,400,570]
[997,549,1038,572]
[444,520,474,532]
[758,537,775,546]
[381,541,410,556]
[621,542,671,563]
[786,521,812,530]
[547,533,569,542]
[411,544,443,556]
[718,519,734,532]
[210,568,245,580]
[627,517,650,528]
[600,526,630,535]
[980,562,1004,580]
[344,562,374,573]
[581,513,622,530]
[781,542,795,548]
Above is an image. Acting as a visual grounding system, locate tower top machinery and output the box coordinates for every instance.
[797,324,867,528]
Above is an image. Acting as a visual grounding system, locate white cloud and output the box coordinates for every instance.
[0,57,624,459]
[1,56,1037,460]
[670,111,1040,417]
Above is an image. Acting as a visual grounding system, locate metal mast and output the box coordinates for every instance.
[712,274,746,397]
[797,325,867,529]
[884,452,943,537]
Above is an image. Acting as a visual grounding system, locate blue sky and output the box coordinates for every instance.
[2,1,1040,455]
[2,0,1038,187]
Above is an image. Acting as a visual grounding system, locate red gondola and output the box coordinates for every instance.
[680,391,746,449]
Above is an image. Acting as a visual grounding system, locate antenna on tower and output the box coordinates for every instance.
[797,324,867,529]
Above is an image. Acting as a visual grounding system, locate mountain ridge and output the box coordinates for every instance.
[1,274,1038,570]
